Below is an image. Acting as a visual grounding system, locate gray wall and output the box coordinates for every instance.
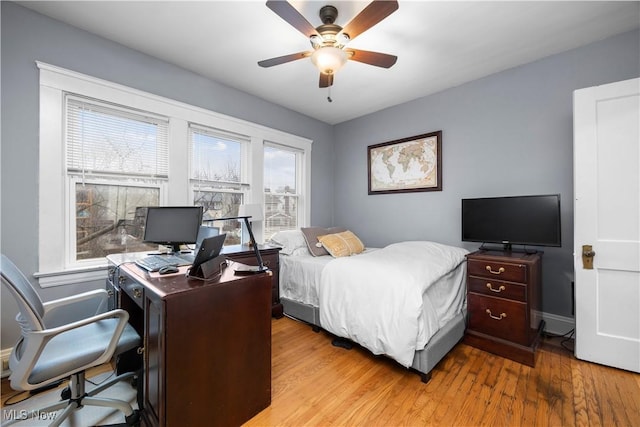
[0,2,334,349]
[2,0,638,350]
[333,29,640,319]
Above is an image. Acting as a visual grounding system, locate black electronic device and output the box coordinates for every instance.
[158,265,179,275]
[187,234,227,279]
[142,206,203,253]
[461,194,561,251]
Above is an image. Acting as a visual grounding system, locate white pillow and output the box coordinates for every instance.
[268,230,308,255]
[289,246,311,256]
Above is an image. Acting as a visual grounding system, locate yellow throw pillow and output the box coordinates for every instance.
[317,230,365,257]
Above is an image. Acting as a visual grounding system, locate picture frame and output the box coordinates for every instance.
[367,131,442,195]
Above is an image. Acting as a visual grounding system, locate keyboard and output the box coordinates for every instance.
[135,254,192,272]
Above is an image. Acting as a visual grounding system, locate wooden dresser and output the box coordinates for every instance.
[464,250,544,366]
[223,244,283,318]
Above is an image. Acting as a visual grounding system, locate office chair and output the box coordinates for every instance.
[0,254,142,426]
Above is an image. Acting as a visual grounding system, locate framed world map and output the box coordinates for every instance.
[367,131,442,195]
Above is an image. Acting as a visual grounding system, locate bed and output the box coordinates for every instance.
[271,228,469,382]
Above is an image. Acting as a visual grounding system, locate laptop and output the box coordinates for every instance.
[187,234,227,278]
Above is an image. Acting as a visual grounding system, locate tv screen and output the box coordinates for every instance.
[143,206,203,253]
[462,194,561,250]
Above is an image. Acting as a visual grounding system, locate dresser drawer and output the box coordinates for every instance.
[468,259,528,283]
[118,273,145,309]
[467,277,527,302]
[468,293,528,345]
[226,250,277,267]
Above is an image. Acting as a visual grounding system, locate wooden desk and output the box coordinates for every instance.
[106,256,272,426]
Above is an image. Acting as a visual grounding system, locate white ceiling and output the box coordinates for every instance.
[18,1,640,124]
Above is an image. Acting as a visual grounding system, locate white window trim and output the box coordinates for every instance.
[37,61,312,287]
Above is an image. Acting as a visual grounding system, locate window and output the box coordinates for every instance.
[38,62,311,286]
[66,96,167,260]
[264,144,301,239]
[74,181,160,259]
[190,125,249,245]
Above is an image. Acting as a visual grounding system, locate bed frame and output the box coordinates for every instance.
[281,297,466,383]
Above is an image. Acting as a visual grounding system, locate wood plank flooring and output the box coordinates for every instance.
[2,316,638,426]
[246,316,640,427]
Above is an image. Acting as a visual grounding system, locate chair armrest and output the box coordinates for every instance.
[43,289,109,328]
[11,309,131,390]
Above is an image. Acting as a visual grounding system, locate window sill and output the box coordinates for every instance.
[34,265,108,288]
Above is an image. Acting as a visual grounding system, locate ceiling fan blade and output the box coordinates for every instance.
[341,0,399,41]
[266,0,321,38]
[345,49,397,68]
[258,51,311,68]
[319,73,334,88]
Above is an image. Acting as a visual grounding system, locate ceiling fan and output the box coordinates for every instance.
[258,0,399,89]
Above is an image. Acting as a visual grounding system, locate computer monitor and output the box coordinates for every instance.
[143,206,203,253]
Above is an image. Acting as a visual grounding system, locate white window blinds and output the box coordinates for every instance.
[66,95,169,178]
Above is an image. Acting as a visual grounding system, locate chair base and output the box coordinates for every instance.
[2,371,139,427]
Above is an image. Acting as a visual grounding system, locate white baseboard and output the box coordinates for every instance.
[538,311,575,336]
[1,347,12,378]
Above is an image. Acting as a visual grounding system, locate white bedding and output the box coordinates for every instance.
[280,248,379,306]
[279,252,332,306]
[318,241,468,367]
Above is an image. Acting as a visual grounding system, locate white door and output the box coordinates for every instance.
[573,77,640,373]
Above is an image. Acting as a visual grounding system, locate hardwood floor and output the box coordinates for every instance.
[246,316,640,427]
[2,317,638,426]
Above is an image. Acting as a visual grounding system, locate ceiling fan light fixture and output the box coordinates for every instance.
[311,46,347,75]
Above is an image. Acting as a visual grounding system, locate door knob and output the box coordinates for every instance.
[582,245,595,269]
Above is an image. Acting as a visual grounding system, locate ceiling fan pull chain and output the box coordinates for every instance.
[327,86,333,103]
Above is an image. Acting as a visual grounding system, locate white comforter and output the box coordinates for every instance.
[318,241,468,367]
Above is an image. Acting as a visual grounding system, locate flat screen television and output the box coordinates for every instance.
[461,194,561,251]
[143,206,203,253]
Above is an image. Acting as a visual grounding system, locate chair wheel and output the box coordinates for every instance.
[125,409,141,426]
[60,386,71,400]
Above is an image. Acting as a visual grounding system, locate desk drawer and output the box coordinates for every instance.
[467,259,527,283]
[467,277,526,302]
[468,293,528,345]
[118,273,145,309]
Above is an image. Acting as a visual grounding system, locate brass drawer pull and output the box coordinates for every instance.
[133,288,142,299]
[485,309,507,320]
[486,283,506,293]
[486,266,505,275]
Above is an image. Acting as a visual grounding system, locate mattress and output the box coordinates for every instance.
[280,248,466,325]
[280,243,467,365]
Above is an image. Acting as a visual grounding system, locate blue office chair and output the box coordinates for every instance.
[0,254,141,426]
